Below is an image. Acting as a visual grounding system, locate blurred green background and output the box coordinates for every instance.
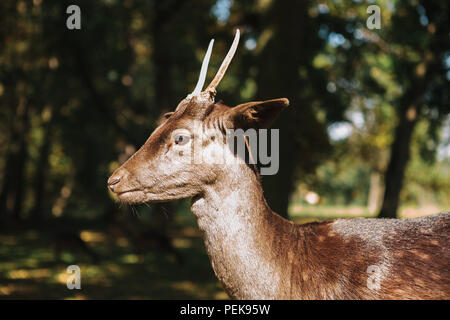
[0,0,449,299]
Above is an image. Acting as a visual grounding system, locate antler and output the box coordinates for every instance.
[205,29,240,94]
[187,39,214,100]
[187,29,240,101]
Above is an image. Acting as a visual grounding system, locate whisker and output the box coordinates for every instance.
[130,205,137,218]
[160,205,169,220]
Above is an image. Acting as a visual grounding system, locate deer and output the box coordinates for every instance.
[107,30,450,299]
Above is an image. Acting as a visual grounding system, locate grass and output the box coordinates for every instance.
[289,202,446,222]
[0,215,227,299]
[0,204,444,299]
[290,204,374,222]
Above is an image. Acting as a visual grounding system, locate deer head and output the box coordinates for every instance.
[107,30,289,204]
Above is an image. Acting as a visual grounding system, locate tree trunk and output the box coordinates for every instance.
[0,152,14,219]
[378,104,420,218]
[0,95,30,221]
[256,1,329,218]
[0,80,18,220]
[30,118,53,220]
[12,115,29,221]
[378,56,440,218]
[368,171,383,214]
[254,1,304,218]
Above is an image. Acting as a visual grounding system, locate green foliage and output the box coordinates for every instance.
[0,0,448,299]
[403,119,450,208]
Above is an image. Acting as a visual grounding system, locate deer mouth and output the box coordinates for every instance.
[117,190,136,196]
[115,189,145,203]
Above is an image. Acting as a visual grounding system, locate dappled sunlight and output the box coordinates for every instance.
[56,271,70,285]
[0,221,225,299]
[171,281,226,300]
[120,254,140,264]
[290,204,446,222]
[291,204,370,217]
[8,268,51,280]
[290,204,373,221]
[172,238,193,249]
[400,205,446,219]
[0,283,36,297]
[80,230,106,243]
[64,293,88,300]
[0,0,448,301]
[0,235,18,246]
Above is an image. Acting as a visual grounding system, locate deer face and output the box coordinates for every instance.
[107,98,213,204]
[107,30,288,204]
[108,96,288,204]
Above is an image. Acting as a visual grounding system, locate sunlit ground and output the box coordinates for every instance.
[289,203,446,220]
[0,205,445,299]
[0,215,227,300]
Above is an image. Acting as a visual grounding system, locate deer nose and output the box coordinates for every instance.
[107,176,121,192]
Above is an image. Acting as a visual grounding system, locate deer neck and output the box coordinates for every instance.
[190,164,293,299]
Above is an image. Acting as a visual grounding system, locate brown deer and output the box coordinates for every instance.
[108,30,449,299]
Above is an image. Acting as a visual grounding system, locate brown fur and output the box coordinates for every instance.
[109,98,449,300]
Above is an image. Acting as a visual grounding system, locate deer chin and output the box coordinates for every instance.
[116,187,196,204]
[116,189,148,204]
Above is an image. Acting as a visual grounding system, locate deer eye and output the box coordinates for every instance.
[173,134,190,146]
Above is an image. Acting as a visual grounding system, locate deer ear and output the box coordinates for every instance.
[228,98,289,129]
